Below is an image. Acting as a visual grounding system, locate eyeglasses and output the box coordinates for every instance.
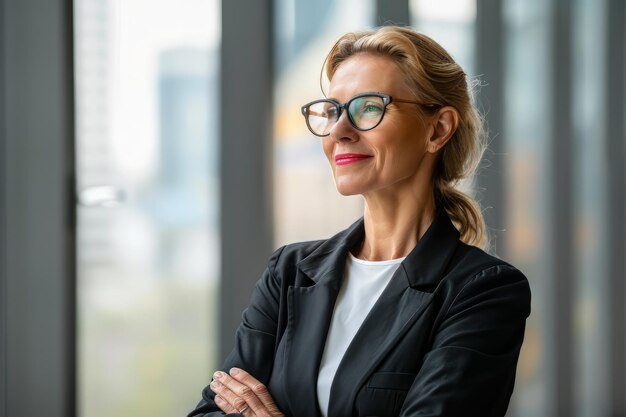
[300,92,439,137]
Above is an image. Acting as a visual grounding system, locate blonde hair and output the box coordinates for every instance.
[323,26,489,250]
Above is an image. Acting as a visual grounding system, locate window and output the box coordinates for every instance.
[74,1,220,416]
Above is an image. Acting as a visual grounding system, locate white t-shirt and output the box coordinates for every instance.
[316,251,405,417]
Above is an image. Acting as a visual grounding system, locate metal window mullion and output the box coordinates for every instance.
[475,0,506,257]
[548,0,575,415]
[605,0,626,415]
[219,0,275,362]
[376,0,410,26]
[0,0,6,415]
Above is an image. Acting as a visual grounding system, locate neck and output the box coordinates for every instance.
[354,181,437,262]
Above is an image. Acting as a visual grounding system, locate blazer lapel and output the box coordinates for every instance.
[282,218,365,417]
[327,206,461,417]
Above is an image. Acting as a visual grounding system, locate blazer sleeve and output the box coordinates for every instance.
[400,264,531,417]
[187,246,286,417]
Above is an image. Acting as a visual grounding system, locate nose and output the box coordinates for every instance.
[328,109,359,142]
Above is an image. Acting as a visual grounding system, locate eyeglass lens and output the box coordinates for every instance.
[306,95,386,136]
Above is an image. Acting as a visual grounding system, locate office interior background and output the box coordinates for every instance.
[1,0,625,416]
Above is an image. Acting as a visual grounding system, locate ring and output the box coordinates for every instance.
[238,405,249,414]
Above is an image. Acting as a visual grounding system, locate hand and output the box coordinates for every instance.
[210,368,285,417]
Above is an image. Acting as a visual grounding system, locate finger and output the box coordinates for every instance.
[214,371,265,413]
[229,368,277,410]
[214,394,239,414]
[211,379,249,413]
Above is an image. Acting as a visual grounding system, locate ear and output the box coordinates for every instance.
[426,106,459,154]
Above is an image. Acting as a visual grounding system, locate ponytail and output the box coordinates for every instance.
[435,178,488,250]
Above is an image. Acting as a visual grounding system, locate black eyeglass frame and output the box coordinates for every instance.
[300,92,439,137]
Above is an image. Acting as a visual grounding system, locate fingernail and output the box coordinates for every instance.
[230,367,240,376]
[213,371,223,380]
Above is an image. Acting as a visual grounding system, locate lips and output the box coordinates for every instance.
[335,153,372,166]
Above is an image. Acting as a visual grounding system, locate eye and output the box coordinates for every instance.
[363,102,383,113]
[359,100,384,117]
[348,96,385,126]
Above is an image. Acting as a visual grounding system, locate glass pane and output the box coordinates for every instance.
[74,1,220,416]
[502,0,551,415]
[273,0,374,245]
[572,0,609,416]
[410,0,476,76]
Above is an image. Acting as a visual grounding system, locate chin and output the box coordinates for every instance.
[334,180,365,196]
[336,188,360,196]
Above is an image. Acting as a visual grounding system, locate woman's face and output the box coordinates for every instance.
[323,53,434,197]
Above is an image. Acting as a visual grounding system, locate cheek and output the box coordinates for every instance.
[321,139,334,164]
[379,139,426,176]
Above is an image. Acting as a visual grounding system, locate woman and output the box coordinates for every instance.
[188,26,531,417]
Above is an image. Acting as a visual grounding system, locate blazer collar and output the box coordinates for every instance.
[296,204,460,289]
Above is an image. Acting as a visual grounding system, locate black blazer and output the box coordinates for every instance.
[189,206,531,417]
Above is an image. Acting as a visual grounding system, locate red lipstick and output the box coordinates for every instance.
[335,153,372,166]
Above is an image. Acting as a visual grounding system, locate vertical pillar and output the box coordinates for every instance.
[475,0,506,257]
[548,0,575,415]
[0,0,76,416]
[605,0,626,415]
[376,0,410,26]
[220,0,275,362]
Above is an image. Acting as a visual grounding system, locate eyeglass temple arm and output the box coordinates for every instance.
[306,109,328,117]
[393,98,440,107]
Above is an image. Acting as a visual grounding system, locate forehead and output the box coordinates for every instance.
[328,53,408,101]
